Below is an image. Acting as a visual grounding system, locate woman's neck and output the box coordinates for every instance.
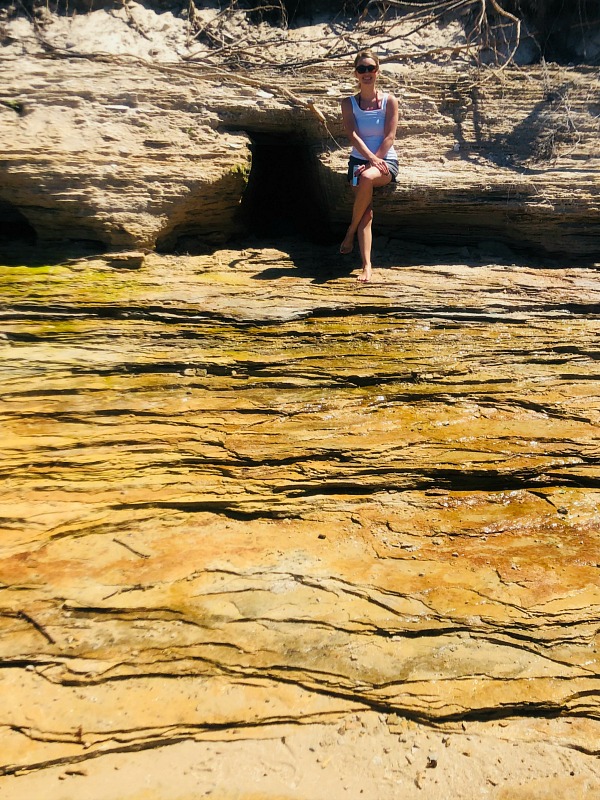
[358,87,379,109]
[360,86,377,101]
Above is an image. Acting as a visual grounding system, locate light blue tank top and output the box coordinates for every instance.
[350,93,398,161]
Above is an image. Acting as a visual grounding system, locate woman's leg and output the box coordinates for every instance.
[340,167,391,256]
[356,204,373,282]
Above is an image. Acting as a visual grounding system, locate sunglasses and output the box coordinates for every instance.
[356,64,377,74]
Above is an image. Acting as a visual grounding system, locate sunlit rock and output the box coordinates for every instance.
[0,59,598,256]
[1,246,600,789]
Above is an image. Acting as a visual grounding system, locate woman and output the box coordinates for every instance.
[340,50,399,283]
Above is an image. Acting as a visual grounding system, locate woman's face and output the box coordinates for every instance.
[355,58,378,85]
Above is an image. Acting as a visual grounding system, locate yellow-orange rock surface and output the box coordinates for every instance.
[1,243,600,798]
[2,4,600,795]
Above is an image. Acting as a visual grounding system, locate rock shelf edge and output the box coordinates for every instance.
[0,57,599,260]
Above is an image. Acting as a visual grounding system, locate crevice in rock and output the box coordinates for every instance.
[237,131,331,243]
[0,198,37,244]
[4,301,600,326]
[273,470,600,494]
[111,501,303,521]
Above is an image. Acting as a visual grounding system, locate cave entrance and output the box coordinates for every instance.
[238,132,330,243]
[0,198,36,244]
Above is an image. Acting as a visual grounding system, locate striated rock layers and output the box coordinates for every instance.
[0,55,599,258]
[1,244,600,796]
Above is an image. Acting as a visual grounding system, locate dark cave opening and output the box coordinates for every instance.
[0,199,36,244]
[238,132,332,244]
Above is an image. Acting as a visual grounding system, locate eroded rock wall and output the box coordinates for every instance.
[0,58,252,249]
[318,64,600,257]
[1,56,599,256]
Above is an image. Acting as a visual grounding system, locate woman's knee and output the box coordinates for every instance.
[362,167,392,187]
[361,169,378,183]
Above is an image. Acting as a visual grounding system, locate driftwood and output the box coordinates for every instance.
[12,0,567,72]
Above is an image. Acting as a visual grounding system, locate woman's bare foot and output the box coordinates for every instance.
[339,233,354,254]
[357,265,372,282]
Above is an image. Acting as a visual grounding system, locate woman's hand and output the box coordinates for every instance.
[370,157,389,175]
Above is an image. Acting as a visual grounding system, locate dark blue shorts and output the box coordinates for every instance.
[347,156,399,183]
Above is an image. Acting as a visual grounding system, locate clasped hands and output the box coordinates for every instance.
[355,158,389,178]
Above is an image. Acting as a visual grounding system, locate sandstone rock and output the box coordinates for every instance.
[1,245,600,791]
[317,64,600,259]
[0,58,598,257]
[104,250,146,269]
[1,8,600,796]
[0,58,252,250]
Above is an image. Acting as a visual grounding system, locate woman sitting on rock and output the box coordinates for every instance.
[340,49,399,282]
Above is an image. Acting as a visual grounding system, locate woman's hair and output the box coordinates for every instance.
[353,49,380,69]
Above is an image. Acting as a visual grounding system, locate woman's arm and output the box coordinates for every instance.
[374,93,399,159]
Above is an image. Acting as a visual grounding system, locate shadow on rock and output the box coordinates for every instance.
[244,236,355,284]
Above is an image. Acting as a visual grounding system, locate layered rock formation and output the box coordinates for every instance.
[1,53,599,257]
[0,57,252,249]
[1,245,600,797]
[2,5,600,797]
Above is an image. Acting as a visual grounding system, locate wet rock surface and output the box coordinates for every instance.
[1,242,600,797]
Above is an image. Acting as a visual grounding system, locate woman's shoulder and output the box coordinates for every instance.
[341,95,358,115]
